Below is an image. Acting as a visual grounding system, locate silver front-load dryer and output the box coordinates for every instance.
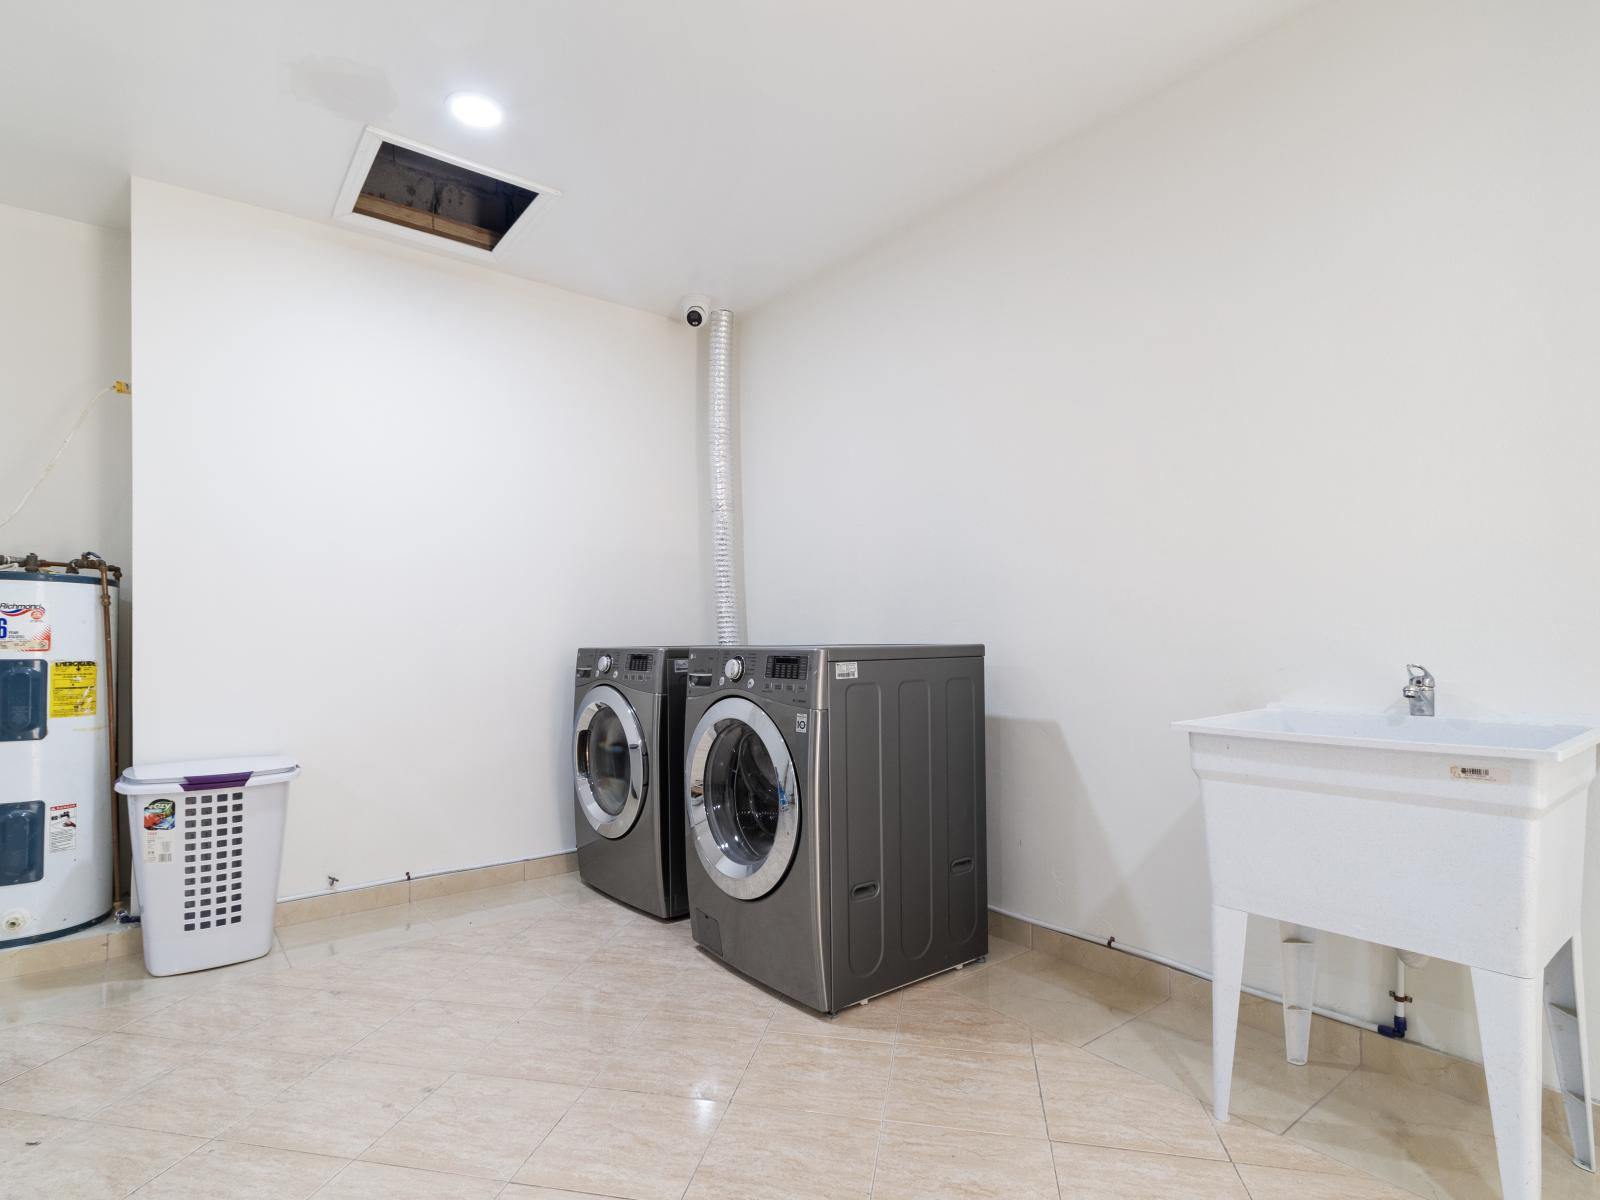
[573,648,689,919]
[682,645,988,1013]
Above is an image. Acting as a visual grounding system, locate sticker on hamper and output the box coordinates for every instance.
[48,661,97,717]
[143,799,175,863]
[0,604,49,652]
[1451,765,1509,783]
[47,803,78,853]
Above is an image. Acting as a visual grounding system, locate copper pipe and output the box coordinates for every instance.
[0,554,123,582]
[97,565,120,913]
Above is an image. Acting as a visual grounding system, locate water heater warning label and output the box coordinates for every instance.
[0,604,49,652]
[49,661,97,717]
[48,803,79,853]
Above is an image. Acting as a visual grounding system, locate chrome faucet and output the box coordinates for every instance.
[1403,664,1435,716]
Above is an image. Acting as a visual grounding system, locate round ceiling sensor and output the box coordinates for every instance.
[448,93,503,129]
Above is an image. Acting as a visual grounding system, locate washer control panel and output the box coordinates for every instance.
[686,650,813,708]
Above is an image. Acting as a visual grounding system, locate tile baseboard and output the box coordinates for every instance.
[0,850,580,980]
[273,850,579,923]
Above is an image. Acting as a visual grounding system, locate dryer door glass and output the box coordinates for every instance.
[686,697,801,900]
[573,685,648,840]
[585,707,631,817]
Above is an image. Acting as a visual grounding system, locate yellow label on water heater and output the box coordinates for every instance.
[49,661,98,717]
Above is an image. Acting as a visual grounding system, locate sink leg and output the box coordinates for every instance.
[1212,905,1248,1122]
[1545,936,1595,1171]
[1472,966,1543,1200]
[1278,922,1317,1067]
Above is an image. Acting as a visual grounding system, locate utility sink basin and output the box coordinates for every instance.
[1177,705,1600,1200]
[1176,707,1600,971]
[1181,706,1600,761]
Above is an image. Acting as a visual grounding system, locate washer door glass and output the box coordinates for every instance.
[687,697,800,900]
[574,685,647,839]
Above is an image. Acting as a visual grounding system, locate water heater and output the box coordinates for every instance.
[0,561,118,945]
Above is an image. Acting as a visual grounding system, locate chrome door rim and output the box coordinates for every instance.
[573,685,647,839]
[686,696,800,900]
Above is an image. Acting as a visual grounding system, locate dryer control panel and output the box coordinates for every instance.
[575,648,684,690]
[686,649,814,708]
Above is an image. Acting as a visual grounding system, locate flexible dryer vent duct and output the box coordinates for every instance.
[707,308,744,645]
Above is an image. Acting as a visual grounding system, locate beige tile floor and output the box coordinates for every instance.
[0,873,1595,1200]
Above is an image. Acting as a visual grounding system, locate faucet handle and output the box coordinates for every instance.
[1405,663,1434,688]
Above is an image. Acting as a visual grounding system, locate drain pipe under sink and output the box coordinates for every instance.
[1379,948,1430,1039]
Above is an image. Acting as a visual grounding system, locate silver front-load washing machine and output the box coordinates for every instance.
[573,647,689,919]
[682,645,987,1012]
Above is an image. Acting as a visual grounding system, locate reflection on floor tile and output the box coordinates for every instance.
[734,1032,894,1119]
[685,1100,879,1199]
[1210,1112,1360,1175]
[591,1019,762,1101]
[0,879,1546,1200]
[514,1087,723,1200]
[943,949,1161,1047]
[1035,1039,1227,1161]
[885,1042,1047,1137]
[1086,995,1356,1134]
[895,990,1035,1058]
[1285,1065,1600,1200]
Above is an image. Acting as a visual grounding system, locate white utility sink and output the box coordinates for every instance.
[1180,706,1600,762]
[1177,706,1600,1200]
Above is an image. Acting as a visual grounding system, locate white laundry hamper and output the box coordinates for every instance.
[115,756,300,976]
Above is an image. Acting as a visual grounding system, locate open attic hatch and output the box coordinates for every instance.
[333,128,558,259]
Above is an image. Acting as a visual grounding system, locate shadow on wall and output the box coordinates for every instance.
[985,714,1209,963]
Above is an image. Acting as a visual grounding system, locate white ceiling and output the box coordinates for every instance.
[0,0,1314,316]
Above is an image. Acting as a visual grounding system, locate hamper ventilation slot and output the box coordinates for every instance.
[182,792,245,932]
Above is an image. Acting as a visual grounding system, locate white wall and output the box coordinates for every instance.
[739,0,1600,1066]
[0,202,133,772]
[0,203,131,575]
[130,180,709,899]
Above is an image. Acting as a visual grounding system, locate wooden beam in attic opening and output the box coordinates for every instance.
[352,192,498,250]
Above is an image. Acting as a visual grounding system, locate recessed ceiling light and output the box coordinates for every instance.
[447,92,503,129]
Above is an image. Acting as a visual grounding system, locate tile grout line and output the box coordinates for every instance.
[866,1003,905,1200]
[498,1066,594,1189]
[674,1003,777,1198]
[1273,1056,1360,1143]
[115,1133,219,1199]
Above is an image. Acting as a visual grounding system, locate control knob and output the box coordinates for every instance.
[724,656,744,681]
[596,654,613,673]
